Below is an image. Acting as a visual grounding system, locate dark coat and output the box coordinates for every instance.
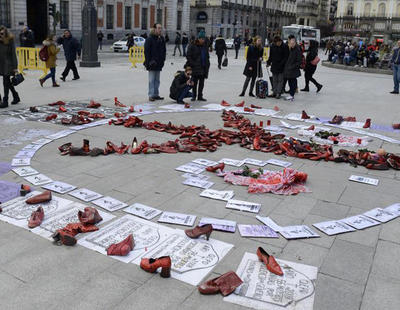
[182,35,189,45]
[243,44,263,78]
[144,33,166,71]
[170,71,189,100]
[19,30,35,47]
[186,41,210,78]
[305,48,318,74]
[283,45,302,79]
[0,38,18,76]
[267,43,289,74]
[175,34,181,45]
[234,37,241,49]
[57,36,81,62]
[214,37,227,56]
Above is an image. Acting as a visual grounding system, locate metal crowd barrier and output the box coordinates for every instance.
[16,47,48,78]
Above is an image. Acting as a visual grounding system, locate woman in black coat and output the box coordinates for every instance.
[301,40,322,92]
[239,36,263,97]
[186,31,210,101]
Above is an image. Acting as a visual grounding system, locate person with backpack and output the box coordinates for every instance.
[283,35,302,101]
[301,40,322,93]
[0,26,20,108]
[239,36,263,97]
[169,66,194,104]
[214,35,227,69]
[57,30,81,82]
[39,36,60,87]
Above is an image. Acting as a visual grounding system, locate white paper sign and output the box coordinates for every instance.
[279,225,320,239]
[42,181,76,194]
[46,130,76,140]
[24,174,53,186]
[123,203,162,220]
[158,211,196,227]
[384,203,400,217]
[199,217,236,233]
[224,252,317,310]
[14,149,36,159]
[68,188,103,202]
[256,216,283,232]
[200,189,235,201]
[238,225,279,238]
[175,162,205,174]
[219,158,245,167]
[22,144,44,152]
[253,108,279,116]
[266,158,292,168]
[192,158,218,166]
[313,220,356,236]
[181,173,210,181]
[243,158,268,167]
[342,215,381,230]
[280,120,302,129]
[349,175,379,186]
[12,166,39,177]
[363,208,399,223]
[226,199,261,213]
[182,178,214,189]
[11,158,31,167]
[32,138,53,145]
[92,196,128,212]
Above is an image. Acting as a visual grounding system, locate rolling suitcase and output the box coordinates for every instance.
[255,61,268,99]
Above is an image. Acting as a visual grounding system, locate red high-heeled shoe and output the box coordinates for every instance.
[235,101,245,107]
[185,224,213,240]
[206,162,225,173]
[140,256,172,278]
[221,100,230,107]
[301,110,310,119]
[256,247,283,276]
[363,118,371,128]
[107,234,134,256]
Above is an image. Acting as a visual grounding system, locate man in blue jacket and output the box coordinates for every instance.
[390,40,400,94]
[57,30,81,81]
[144,23,166,101]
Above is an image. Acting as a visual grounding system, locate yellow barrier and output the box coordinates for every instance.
[244,46,270,62]
[16,47,48,78]
[129,46,145,68]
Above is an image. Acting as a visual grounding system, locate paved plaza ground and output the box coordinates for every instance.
[0,46,400,310]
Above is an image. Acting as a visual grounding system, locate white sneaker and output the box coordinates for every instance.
[284,95,294,101]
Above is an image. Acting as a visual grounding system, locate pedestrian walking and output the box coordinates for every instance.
[390,40,400,94]
[267,36,288,99]
[97,31,104,50]
[283,35,302,101]
[301,40,322,93]
[19,26,35,47]
[239,36,263,97]
[0,26,20,108]
[126,34,135,50]
[186,31,210,101]
[173,32,182,56]
[182,33,189,57]
[234,35,241,59]
[39,36,60,87]
[57,30,81,82]
[214,35,227,69]
[144,23,166,102]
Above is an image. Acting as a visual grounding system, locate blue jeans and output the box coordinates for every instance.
[288,78,297,97]
[332,55,338,64]
[148,70,160,98]
[182,44,187,56]
[344,56,354,65]
[177,85,192,102]
[43,67,56,84]
[393,64,400,92]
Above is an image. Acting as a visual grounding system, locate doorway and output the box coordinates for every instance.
[26,0,48,44]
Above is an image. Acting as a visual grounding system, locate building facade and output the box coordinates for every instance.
[190,0,296,39]
[335,0,400,42]
[0,0,189,44]
[296,0,331,28]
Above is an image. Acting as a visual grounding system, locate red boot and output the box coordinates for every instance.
[78,207,103,225]
[106,234,135,256]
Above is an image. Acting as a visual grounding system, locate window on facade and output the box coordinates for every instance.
[0,0,11,28]
[157,9,163,24]
[177,10,182,31]
[60,1,69,29]
[125,6,132,29]
[141,8,148,30]
[106,5,114,29]
[378,3,386,17]
[364,3,371,17]
[347,4,353,15]
[221,10,224,24]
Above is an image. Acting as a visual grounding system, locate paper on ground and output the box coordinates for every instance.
[313,220,356,236]
[192,158,218,167]
[200,189,235,201]
[11,158,31,167]
[199,217,236,233]
[256,216,283,232]
[42,181,76,194]
[384,203,400,216]
[341,215,381,230]
[219,158,245,167]
[226,199,261,213]
[68,188,103,202]
[181,173,210,181]
[238,225,279,238]
[175,162,205,174]
[92,196,128,212]
[363,208,399,223]
[253,108,279,116]
[266,158,292,168]
[279,225,320,239]
[182,178,214,189]
[243,158,268,167]
[158,211,196,226]
[224,252,317,310]
[24,174,53,186]
[12,166,39,177]
[349,175,379,186]
[123,203,162,220]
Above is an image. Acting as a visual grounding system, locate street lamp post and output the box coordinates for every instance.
[261,0,267,46]
[80,0,100,67]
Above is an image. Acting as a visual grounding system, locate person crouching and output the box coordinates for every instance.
[169,66,194,104]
